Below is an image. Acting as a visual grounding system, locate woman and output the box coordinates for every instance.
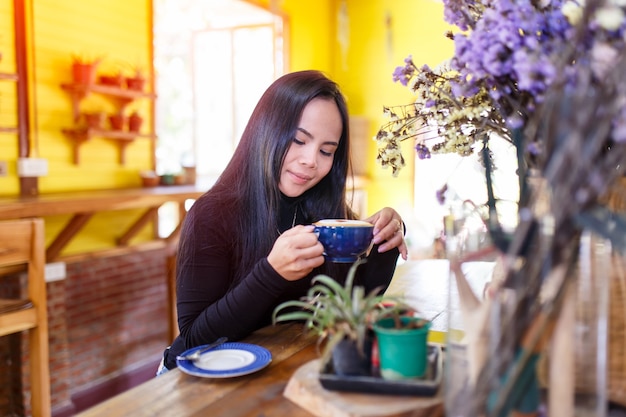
[159,70,407,372]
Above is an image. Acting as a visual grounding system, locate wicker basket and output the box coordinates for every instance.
[535,178,626,406]
[608,253,626,406]
[535,250,626,407]
[606,178,626,406]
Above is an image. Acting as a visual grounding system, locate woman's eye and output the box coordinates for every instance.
[320,149,333,157]
[293,137,305,145]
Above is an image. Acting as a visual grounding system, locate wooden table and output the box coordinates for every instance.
[386,259,496,344]
[76,321,443,417]
[75,261,491,417]
[77,323,319,417]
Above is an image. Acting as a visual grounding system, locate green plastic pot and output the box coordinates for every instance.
[373,316,431,380]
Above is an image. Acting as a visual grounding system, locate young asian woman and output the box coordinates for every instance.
[158,70,408,373]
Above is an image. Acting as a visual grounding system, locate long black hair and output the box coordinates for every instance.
[190,70,353,283]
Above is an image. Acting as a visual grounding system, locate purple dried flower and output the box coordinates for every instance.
[415,143,432,159]
[392,55,416,86]
[377,0,626,184]
[436,183,448,205]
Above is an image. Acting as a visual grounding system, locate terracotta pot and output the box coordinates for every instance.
[72,62,97,85]
[83,112,104,129]
[128,113,143,133]
[99,73,124,88]
[140,171,159,187]
[108,114,127,131]
[125,76,145,92]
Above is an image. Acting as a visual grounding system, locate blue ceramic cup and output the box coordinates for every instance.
[313,219,374,263]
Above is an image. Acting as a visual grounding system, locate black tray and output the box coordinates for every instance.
[319,343,442,396]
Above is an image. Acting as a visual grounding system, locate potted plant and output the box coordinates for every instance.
[108,112,127,131]
[98,71,124,88]
[78,100,106,129]
[125,66,146,91]
[128,111,143,133]
[272,259,407,376]
[373,314,431,380]
[71,54,102,85]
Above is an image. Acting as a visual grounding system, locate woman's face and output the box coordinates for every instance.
[279,97,343,197]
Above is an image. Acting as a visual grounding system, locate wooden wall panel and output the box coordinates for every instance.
[0,0,19,194]
[32,0,154,193]
[26,0,156,253]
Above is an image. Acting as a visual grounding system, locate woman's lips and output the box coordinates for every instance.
[288,170,311,184]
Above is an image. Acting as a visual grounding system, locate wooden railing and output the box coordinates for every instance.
[0,185,206,261]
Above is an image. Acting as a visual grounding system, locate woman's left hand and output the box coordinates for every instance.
[365,208,408,260]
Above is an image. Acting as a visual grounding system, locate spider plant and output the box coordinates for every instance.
[272,259,406,366]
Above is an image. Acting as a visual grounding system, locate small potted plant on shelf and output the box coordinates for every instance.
[139,170,159,187]
[71,54,102,85]
[81,110,105,130]
[125,66,146,92]
[273,259,408,376]
[128,111,143,133]
[108,112,127,131]
[98,71,124,88]
[79,100,106,130]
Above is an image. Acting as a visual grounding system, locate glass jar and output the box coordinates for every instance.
[444,206,609,417]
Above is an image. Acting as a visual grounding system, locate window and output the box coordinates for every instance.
[154,0,285,237]
[412,136,520,254]
[192,24,279,177]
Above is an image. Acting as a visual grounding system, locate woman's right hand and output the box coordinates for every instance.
[267,225,325,281]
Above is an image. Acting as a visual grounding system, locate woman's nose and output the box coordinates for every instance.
[299,148,317,168]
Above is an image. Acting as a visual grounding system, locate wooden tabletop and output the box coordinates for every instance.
[76,320,444,417]
[76,322,320,417]
[76,261,480,417]
[0,185,207,220]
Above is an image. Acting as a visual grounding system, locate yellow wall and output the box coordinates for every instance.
[0,0,452,255]
[0,0,154,197]
[33,0,154,193]
[0,0,155,254]
[279,0,335,73]
[0,0,18,188]
[330,0,452,215]
[256,0,453,217]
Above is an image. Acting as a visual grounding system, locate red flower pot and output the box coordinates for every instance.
[109,114,127,131]
[83,112,104,129]
[72,62,97,85]
[99,73,124,88]
[125,76,146,92]
[128,112,143,133]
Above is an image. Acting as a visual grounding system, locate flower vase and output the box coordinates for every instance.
[443,201,497,417]
[443,203,609,417]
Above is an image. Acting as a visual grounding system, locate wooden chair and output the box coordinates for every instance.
[0,218,51,417]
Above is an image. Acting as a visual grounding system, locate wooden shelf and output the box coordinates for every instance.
[61,128,156,165]
[0,185,207,261]
[0,127,19,134]
[0,72,18,81]
[61,82,155,100]
[61,80,156,165]
[61,82,156,121]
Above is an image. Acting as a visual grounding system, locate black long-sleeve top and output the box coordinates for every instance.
[163,193,400,369]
